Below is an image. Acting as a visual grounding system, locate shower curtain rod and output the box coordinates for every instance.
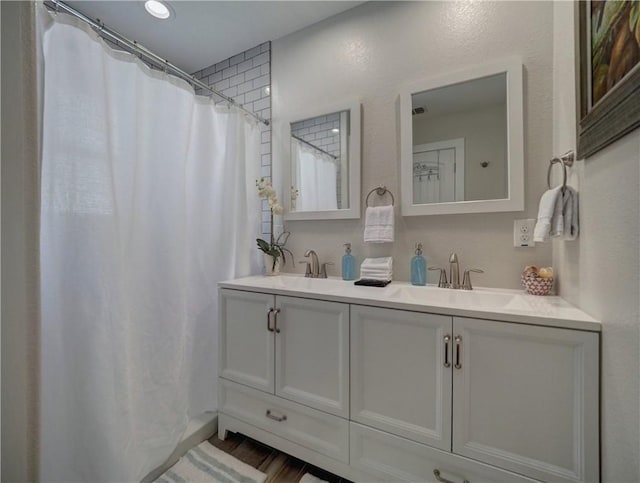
[291,135,338,160]
[43,0,270,126]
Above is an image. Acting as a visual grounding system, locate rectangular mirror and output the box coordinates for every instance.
[400,59,524,216]
[284,101,361,220]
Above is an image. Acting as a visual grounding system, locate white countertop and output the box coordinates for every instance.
[219,275,600,332]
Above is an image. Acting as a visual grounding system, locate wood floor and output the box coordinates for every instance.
[207,431,352,483]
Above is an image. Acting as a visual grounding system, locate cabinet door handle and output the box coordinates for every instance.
[454,335,462,370]
[265,409,287,422]
[443,335,451,368]
[433,469,469,483]
[267,308,275,332]
[274,308,281,333]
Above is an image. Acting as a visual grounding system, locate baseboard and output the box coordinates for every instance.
[141,411,218,483]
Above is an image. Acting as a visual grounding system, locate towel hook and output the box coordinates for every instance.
[547,151,575,191]
[365,186,395,207]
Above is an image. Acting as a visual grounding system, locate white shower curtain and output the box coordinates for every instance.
[40,13,261,482]
[292,138,338,211]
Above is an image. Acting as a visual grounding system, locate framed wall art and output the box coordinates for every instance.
[578,0,640,158]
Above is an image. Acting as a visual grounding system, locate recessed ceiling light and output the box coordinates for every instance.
[331,128,340,133]
[145,0,171,19]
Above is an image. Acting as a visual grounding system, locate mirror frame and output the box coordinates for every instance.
[400,58,524,216]
[283,100,361,221]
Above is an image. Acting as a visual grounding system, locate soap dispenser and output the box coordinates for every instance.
[411,242,427,286]
[342,243,356,281]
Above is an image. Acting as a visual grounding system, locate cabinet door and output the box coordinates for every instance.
[219,289,275,393]
[274,296,349,418]
[351,305,452,451]
[452,317,599,483]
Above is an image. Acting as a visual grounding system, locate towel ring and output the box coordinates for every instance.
[547,151,575,190]
[366,186,395,207]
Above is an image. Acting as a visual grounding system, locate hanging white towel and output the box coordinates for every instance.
[560,187,579,240]
[364,205,394,243]
[533,186,563,242]
[549,189,566,237]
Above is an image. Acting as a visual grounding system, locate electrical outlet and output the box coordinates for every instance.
[514,219,536,247]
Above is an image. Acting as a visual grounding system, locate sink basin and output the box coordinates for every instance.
[250,275,343,293]
[391,285,518,310]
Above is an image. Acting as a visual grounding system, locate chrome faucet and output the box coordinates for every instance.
[449,253,460,289]
[431,253,483,290]
[462,269,484,290]
[428,267,448,288]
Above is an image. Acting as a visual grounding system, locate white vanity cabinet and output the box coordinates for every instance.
[452,317,599,482]
[219,289,349,417]
[350,305,452,451]
[350,306,599,483]
[219,290,275,393]
[217,278,600,483]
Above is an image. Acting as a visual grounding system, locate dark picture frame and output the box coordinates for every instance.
[578,1,640,159]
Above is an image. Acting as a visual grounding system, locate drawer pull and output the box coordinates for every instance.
[454,335,462,370]
[265,409,287,422]
[443,335,451,368]
[267,308,275,332]
[433,469,469,483]
[274,308,281,333]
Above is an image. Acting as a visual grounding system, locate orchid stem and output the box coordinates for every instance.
[270,211,274,246]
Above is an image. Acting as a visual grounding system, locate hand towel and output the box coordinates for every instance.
[562,187,579,240]
[549,189,566,237]
[360,257,393,270]
[360,257,393,281]
[364,205,394,243]
[533,187,562,242]
[548,187,579,240]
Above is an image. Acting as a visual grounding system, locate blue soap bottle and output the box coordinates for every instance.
[342,243,356,281]
[411,242,427,286]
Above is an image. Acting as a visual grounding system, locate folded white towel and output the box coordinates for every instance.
[364,205,394,243]
[359,273,392,281]
[360,257,393,281]
[360,269,392,276]
[360,266,393,274]
[361,257,393,270]
[533,187,562,242]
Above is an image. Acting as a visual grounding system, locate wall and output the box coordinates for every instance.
[272,1,554,288]
[1,1,40,480]
[191,43,273,239]
[552,2,640,481]
[413,103,507,201]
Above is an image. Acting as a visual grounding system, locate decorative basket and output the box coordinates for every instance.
[521,274,553,296]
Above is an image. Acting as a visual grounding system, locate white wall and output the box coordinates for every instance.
[413,103,507,201]
[552,3,640,481]
[272,1,554,288]
[1,2,40,481]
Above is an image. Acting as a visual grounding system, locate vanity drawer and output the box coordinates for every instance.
[350,422,539,483]
[218,379,349,463]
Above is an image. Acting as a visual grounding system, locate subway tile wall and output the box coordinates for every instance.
[290,113,341,158]
[192,42,272,240]
[290,113,342,207]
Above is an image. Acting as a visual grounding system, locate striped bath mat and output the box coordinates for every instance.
[155,441,267,483]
